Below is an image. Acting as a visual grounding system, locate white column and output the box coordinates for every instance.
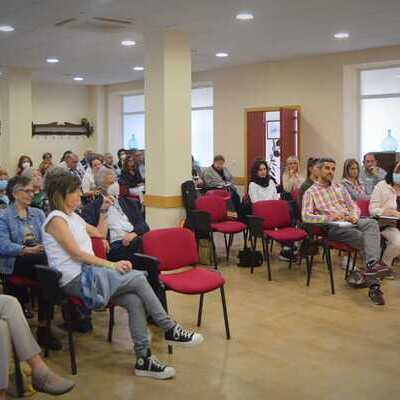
[144,30,192,228]
[89,85,107,154]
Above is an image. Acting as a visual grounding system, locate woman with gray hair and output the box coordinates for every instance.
[0,176,61,350]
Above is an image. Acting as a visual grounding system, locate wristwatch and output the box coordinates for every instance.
[99,208,108,214]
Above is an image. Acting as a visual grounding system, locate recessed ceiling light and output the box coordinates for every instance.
[46,58,59,64]
[121,40,136,46]
[216,52,229,58]
[236,12,254,21]
[0,25,15,32]
[73,76,84,81]
[133,66,144,71]
[334,32,350,39]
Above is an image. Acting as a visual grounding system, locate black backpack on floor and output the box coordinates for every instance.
[237,248,264,268]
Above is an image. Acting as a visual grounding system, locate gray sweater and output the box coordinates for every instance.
[202,166,237,191]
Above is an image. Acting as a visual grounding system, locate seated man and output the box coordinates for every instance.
[80,169,165,306]
[202,154,241,214]
[302,158,391,305]
[359,153,386,196]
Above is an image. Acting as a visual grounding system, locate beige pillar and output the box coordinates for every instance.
[144,30,192,228]
[89,85,107,154]
[0,69,33,171]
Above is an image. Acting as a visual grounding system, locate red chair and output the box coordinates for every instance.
[142,227,231,352]
[196,195,246,263]
[356,199,370,218]
[205,189,231,201]
[252,200,308,278]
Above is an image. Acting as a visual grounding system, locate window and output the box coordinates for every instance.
[360,67,400,157]
[191,87,213,167]
[122,87,213,166]
[122,94,145,150]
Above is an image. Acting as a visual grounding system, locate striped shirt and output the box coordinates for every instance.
[302,181,360,224]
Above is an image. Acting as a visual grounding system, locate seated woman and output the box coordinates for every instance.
[369,163,400,268]
[118,153,145,202]
[21,168,46,211]
[0,295,74,400]
[282,155,304,196]
[0,169,9,209]
[298,157,319,211]
[16,156,33,176]
[81,154,104,198]
[248,160,279,203]
[202,155,241,214]
[0,176,61,350]
[43,173,203,380]
[342,158,369,200]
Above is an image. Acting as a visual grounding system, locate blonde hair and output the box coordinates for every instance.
[284,156,299,173]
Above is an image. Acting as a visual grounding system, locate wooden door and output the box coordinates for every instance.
[280,108,300,165]
[246,111,266,182]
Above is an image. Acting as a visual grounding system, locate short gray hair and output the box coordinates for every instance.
[94,167,116,189]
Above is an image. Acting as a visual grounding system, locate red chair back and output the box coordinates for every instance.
[205,189,231,201]
[143,228,199,271]
[91,237,107,259]
[196,195,227,222]
[119,184,130,197]
[253,200,291,230]
[355,199,370,217]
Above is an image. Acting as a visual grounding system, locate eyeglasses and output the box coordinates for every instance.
[17,189,34,195]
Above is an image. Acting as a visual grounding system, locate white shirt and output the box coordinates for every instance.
[81,168,95,194]
[369,180,397,216]
[107,203,134,243]
[248,181,279,203]
[42,210,94,287]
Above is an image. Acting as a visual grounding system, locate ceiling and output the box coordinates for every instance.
[1,0,400,85]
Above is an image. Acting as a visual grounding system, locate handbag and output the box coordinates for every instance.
[237,248,263,268]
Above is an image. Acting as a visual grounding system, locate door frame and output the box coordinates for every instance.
[243,105,302,189]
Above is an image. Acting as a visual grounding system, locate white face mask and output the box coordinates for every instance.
[120,154,127,161]
[22,161,31,169]
[107,182,120,198]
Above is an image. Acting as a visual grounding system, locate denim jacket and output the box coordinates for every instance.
[0,204,45,274]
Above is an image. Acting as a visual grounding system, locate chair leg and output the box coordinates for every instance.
[264,238,272,281]
[326,248,335,295]
[243,229,248,249]
[270,240,274,253]
[306,256,312,286]
[107,305,115,343]
[220,286,231,340]
[13,345,24,398]
[67,303,77,375]
[344,252,352,280]
[250,236,257,274]
[210,234,218,269]
[352,251,357,272]
[223,234,229,262]
[163,295,173,355]
[44,303,52,359]
[197,294,204,327]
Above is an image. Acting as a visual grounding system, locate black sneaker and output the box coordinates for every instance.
[279,249,295,262]
[164,324,204,347]
[134,354,176,380]
[37,328,62,351]
[368,286,385,306]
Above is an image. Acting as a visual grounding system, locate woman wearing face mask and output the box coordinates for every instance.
[16,156,33,176]
[0,169,9,208]
[248,160,279,203]
[369,162,400,268]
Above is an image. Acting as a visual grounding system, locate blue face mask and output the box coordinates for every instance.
[0,180,8,191]
[393,173,400,185]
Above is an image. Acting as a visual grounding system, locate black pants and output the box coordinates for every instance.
[5,254,49,321]
[108,238,166,309]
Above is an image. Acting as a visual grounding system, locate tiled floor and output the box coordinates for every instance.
[30,243,400,400]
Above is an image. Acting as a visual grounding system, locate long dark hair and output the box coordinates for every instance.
[16,155,33,175]
[250,160,270,188]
